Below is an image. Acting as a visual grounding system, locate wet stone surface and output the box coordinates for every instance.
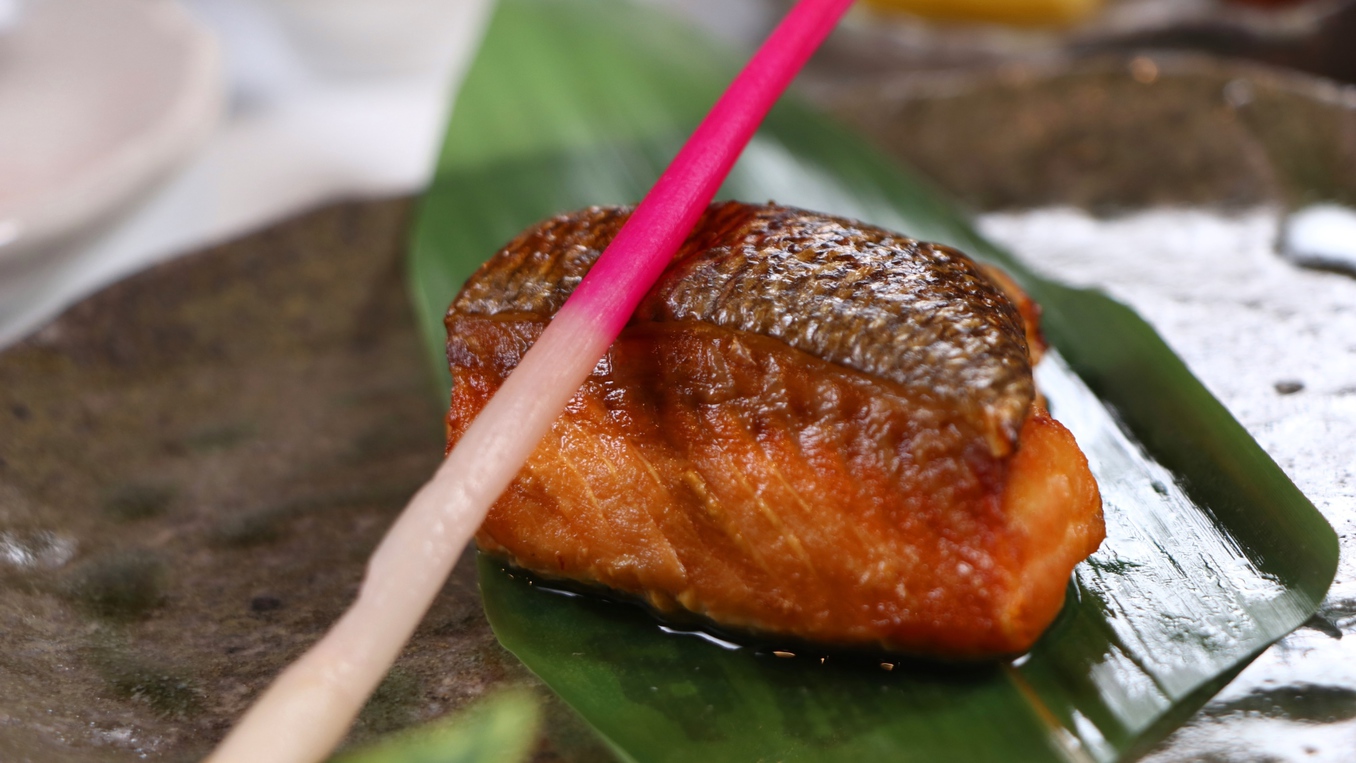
[0,200,611,762]
[981,207,1356,763]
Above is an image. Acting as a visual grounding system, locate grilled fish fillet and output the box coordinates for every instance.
[446,202,1104,658]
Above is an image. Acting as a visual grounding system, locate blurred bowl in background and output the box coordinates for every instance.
[270,0,492,75]
[0,0,24,37]
[0,0,222,265]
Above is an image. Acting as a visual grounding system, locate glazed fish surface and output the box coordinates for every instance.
[445,202,1104,658]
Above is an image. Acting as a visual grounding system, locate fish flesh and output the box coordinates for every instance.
[446,202,1103,658]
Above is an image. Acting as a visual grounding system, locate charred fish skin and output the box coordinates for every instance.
[446,202,1103,659]
[454,203,1035,458]
[643,203,1034,458]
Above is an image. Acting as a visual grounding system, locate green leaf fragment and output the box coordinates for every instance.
[334,690,541,763]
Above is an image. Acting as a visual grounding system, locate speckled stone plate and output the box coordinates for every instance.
[0,202,605,762]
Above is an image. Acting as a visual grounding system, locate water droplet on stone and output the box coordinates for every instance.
[0,530,76,570]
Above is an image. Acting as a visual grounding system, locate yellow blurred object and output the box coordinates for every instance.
[860,0,1103,27]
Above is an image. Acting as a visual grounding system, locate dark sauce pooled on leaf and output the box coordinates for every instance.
[446,202,1103,659]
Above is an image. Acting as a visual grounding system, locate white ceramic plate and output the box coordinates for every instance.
[0,0,222,260]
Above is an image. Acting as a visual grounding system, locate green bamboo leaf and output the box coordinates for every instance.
[333,690,540,763]
[409,0,1338,760]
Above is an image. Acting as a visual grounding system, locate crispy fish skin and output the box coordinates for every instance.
[456,203,1035,457]
[446,202,1104,657]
